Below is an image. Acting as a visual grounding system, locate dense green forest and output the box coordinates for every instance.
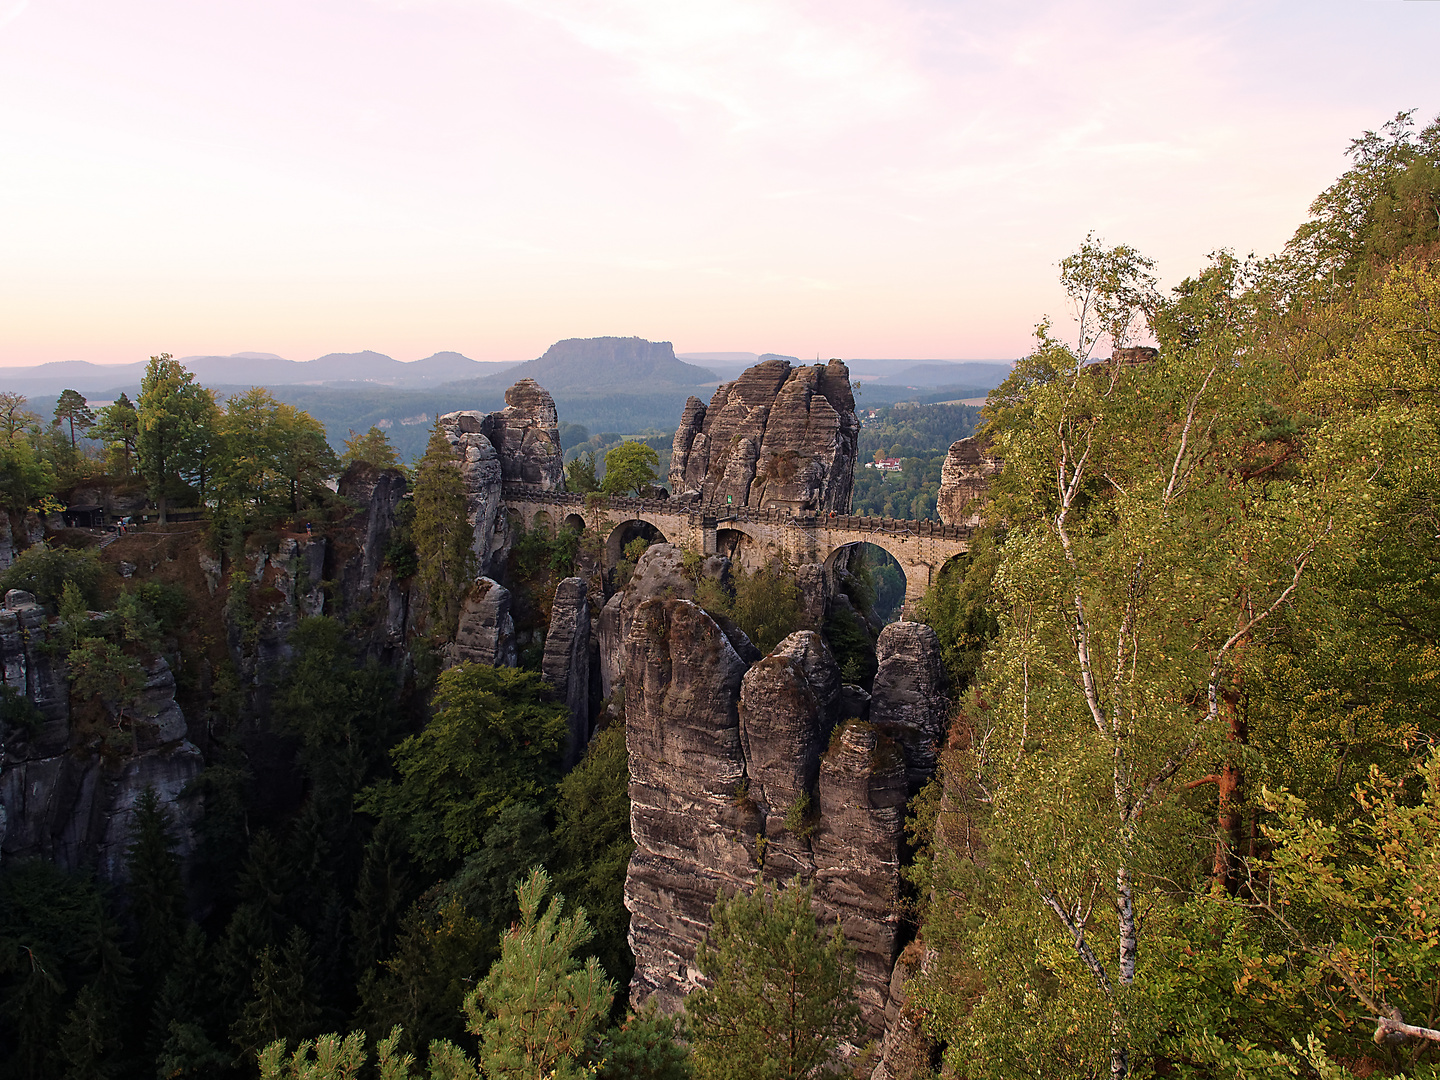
[2,110,1439,1080]
[911,110,1440,1078]
[851,402,980,519]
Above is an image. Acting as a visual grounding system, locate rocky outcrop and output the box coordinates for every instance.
[869,623,949,795]
[626,618,915,1035]
[814,719,909,1037]
[869,942,935,1080]
[1,592,202,877]
[596,544,739,702]
[0,513,15,571]
[479,379,563,491]
[1,590,70,724]
[438,411,507,577]
[337,461,408,605]
[624,598,758,1013]
[936,436,1000,528]
[737,631,839,878]
[542,577,591,767]
[447,577,516,669]
[669,358,859,513]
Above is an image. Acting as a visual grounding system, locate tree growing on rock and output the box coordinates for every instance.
[411,422,474,634]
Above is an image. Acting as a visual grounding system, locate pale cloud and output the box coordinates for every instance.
[0,0,1436,365]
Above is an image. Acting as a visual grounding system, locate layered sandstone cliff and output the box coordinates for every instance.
[935,436,1000,528]
[669,358,860,513]
[624,601,949,1036]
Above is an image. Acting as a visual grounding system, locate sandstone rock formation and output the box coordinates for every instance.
[438,410,507,576]
[669,358,860,513]
[737,631,839,879]
[447,577,516,668]
[1,590,203,876]
[337,461,408,605]
[869,942,935,1080]
[596,544,739,702]
[626,617,918,1035]
[624,598,757,1012]
[542,577,591,767]
[813,719,909,1037]
[869,622,949,795]
[478,379,563,490]
[935,436,1001,528]
[1,590,70,724]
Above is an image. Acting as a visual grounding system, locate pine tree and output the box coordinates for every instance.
[410,421,474,635]
[685,879,861,1080]
[466,868,614,1080]
[125,786,186,994]
[92,392,139,476]
[52,389,95,449]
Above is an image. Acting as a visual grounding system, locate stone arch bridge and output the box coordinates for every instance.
[502,486,975,608]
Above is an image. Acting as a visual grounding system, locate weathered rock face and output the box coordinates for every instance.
[0,513,16,571]
[1,590,70,724]
[447,577,516,668]
[479,379,563,491]
[624,598,758,1013]
[1,591,203,876]
[668,358,859,513]
[337,461,408,606]
[542,577,591,767]
[869,942,935,1080]
[627,619,913,1035]
[596,544,738,702]
[936,436,1001,528]
[439,410,507,577]
[737,631,839,878]
[814,719,909,1037]
[869,622,949,794]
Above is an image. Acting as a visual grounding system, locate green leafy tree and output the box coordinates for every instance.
[137,353,216,523]
[565,450,600,494]
[600,441,660,496]
[685,878,862,1080]
[92,392,139,476]
[0,542,104,609]
[697,560,806,657]
[0,392,55,511]
[52,389,96,449]
[340,426,402,471]
[466,868,614,1080]
[412,422,474,633]
[358,664,567,871]
[551,723,635,989]
[69,637,147,734]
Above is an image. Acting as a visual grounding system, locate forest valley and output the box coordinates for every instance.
[1,110,1439,1080]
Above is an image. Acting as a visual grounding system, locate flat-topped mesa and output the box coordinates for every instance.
[479,378,563,490]
[936,435,1001,528]
[669,358,860,514]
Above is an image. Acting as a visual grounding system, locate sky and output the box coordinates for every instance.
[1,0,1436,368]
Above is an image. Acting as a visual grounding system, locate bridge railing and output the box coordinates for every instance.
[502,485,975,543]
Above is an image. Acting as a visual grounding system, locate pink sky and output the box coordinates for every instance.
[1,0,1436,367]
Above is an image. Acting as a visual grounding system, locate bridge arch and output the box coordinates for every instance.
[604,516,672,572]
[714,522,785,572]
[824,541,907,623]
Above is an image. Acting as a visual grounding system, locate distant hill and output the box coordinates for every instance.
[857,361,1013,388]
[460,337,717,393]
[0,351,520,396]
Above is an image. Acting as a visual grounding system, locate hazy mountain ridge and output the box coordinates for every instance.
[0,350,521,395]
